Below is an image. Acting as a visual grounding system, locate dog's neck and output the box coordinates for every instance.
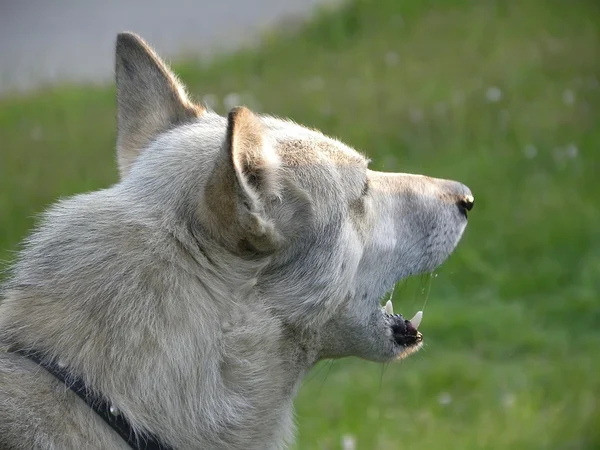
[0,206,316,450]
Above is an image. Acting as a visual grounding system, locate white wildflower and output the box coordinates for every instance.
[223,92,241,110]
[485,86,502,103]
[385,51,399,67]
[562,89,575,106]
[524,144,538,159]
[438,392,452,406]
[341,434,356,450]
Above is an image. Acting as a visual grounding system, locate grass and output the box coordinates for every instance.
[1,0,599,448]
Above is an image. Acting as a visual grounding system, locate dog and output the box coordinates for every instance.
[0,32,474,450]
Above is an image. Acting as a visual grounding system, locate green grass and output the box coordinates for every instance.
[1,0,599,448]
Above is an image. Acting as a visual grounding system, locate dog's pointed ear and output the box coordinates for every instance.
[206,106,283,254]
[227,106,280,206]
[115,32,204,178]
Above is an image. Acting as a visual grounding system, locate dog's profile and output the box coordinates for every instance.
[0,33,474,449]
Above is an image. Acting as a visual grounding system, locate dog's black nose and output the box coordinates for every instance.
[457,194,475,216]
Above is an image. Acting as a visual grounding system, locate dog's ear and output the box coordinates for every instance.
[206,106,283,254]
[115,32,204,178]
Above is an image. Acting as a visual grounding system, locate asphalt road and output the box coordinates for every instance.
[0,0,331,95]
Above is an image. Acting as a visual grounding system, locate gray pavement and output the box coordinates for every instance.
[0,0,333,95]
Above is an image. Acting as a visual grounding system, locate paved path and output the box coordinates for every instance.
[0,0,332,95]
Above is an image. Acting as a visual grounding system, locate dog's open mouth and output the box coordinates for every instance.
[382,300,423,352]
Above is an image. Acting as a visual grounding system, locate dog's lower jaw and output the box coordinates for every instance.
[314,308,424,363]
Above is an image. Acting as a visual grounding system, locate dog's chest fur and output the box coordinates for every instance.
[0,294,314,450]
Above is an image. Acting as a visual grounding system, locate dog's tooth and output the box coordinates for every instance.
[409,311,423,329]
[385,300,394,315]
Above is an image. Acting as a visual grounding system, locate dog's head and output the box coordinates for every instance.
[115,33,473,364]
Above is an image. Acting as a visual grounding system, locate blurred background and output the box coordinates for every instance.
[1,0,598,448]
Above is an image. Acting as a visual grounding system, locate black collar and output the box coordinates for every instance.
[10,348,173,450]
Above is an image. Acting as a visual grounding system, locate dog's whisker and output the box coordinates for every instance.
[317,360,335,395]
[421,272,435,313]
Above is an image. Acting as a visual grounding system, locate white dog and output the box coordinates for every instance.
[0,32,474,449]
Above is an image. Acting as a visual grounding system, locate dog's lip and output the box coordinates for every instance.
[386,313,423,347]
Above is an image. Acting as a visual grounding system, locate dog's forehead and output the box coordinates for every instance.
[261,116,367,168]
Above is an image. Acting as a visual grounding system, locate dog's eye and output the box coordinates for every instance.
[361,180,370,197]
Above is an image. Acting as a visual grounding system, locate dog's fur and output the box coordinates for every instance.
[0,33,473,450]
